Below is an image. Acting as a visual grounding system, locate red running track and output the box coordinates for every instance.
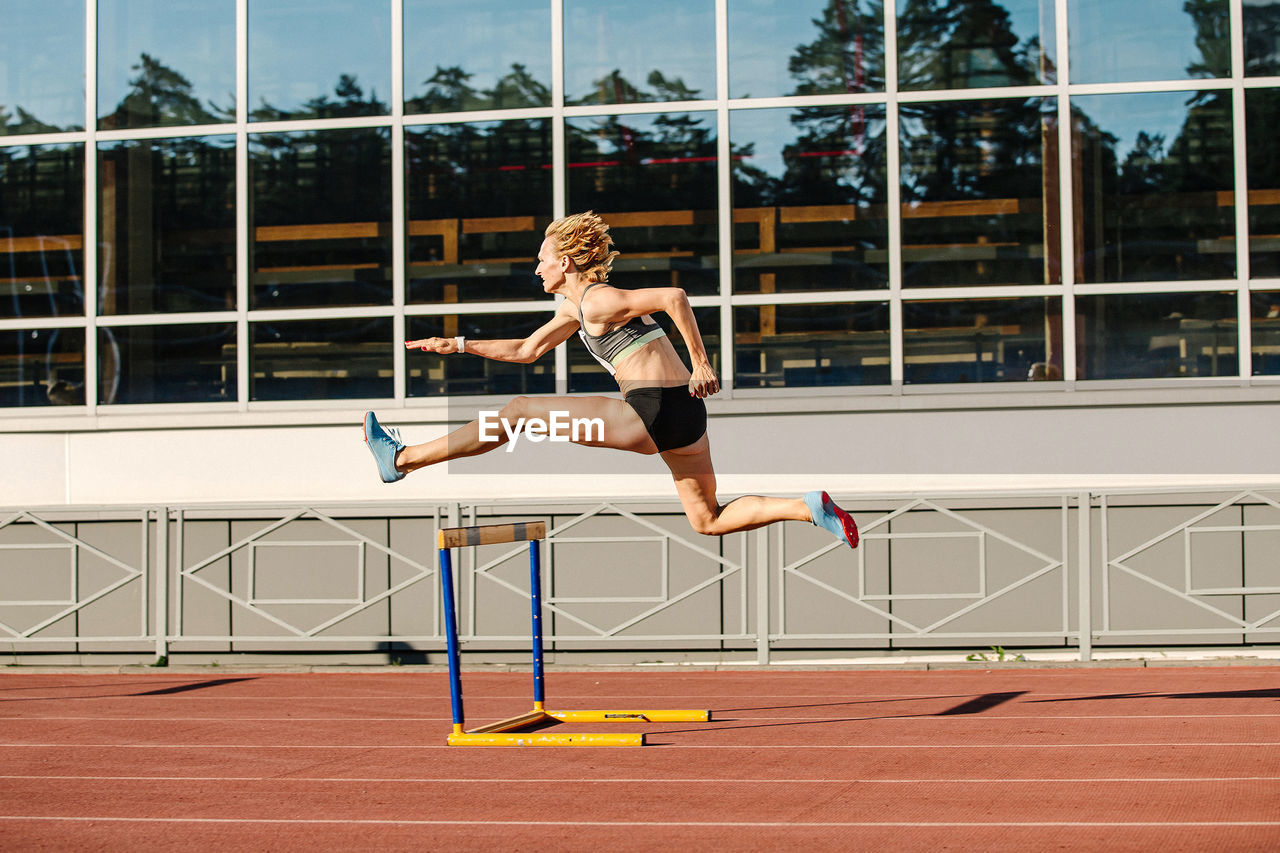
[1,666,1279,851]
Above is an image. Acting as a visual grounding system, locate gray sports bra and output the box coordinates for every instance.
[576,283,667,376]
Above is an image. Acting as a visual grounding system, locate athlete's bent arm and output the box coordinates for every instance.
[581,286,719,397]
[405,303,580,364]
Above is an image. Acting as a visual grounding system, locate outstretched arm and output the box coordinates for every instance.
[405,303,580,364]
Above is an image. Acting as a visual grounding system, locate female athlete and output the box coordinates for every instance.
[363,211,857,548]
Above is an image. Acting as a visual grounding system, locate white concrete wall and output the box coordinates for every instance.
[4,386,1280,508]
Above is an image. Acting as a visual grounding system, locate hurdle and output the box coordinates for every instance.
[437,520,710,746]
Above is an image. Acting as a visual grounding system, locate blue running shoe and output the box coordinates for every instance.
[363,411,406,483]
[804,490,858,549]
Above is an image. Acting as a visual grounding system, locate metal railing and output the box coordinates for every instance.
[2,487,1278,663]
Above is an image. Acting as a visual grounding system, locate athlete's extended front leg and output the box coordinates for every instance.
[363,394,659,482]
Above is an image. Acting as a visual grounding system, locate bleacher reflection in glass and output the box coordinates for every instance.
[97,323,236,405]
[899,98,1058,288]
[98,136,236,315]
[1077,292,1238,380]
[1245,88,1280,280]
[0,144,84,319]
[405,120,553,304]
[903,297,1061,385]
[731,105,889,294]
[251,318,392,401]
[734,303,889,389]
[250,128,393,309]
[0,328,84,407]
[407,313,554,398]
[1072,92,1236,284]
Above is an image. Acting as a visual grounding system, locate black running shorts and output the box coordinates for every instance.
[623,385,707,452]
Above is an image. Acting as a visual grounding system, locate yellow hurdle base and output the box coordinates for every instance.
[446,707,711,746]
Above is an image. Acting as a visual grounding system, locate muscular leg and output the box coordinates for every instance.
[394,394,659,474]
[661,435,810,535]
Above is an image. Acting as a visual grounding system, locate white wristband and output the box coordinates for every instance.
[454,335,465,354]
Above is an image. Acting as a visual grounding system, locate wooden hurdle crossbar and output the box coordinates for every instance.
[437,521,709,746]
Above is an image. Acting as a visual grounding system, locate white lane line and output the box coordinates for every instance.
[1,816,1277,829]
[2,775,1278,785]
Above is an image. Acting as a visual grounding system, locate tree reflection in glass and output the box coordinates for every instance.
[249,0,390,120]
[566,112,719,296]
[404,0,551,113]
[1072,91,1235,284]
[728,0,884,99]
[897,0,1055,90]
[1245,0,1280,76]
[564,0,715,105]
[731,105,888,294]
[405,120,553,303]
[0,0,85,135]
[1069,0,1229,84]
[97,0,235,130]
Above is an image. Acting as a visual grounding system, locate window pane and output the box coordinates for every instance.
[0,328,84,407]
[1246,88,1280,279]
[734,302,888,388]
[98,136,236,315]
[1,143,84,318]
[566,112,719,296]
[404,0,551,113]
[900,97,1058,287]
[97,0,235,130]
[1076,292,1237,380]
[405,120,552,304]
[407,313,554,397]
[732,105,888,294]
[249,0,390,120]
[1246,0,1280,77]
[564,0,715,105]
[98,323,235,404]
[1068,0,1229,84]
[251,128,392,309]
[0,0,84,134]
[569,306,720,393]
[903,297,1060,384]
[898,0,1055,91]
[728,0,884,99]
[1254,292,1280,375]
[1072,92,1235,284]
[251,318,392,400]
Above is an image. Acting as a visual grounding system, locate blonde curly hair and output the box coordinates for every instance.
[544,211,620,283]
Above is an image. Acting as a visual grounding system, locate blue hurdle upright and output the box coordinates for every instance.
[436,521,709,746]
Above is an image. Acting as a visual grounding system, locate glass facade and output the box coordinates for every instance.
[1,1,1277,412]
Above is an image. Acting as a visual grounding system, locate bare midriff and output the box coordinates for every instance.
[611,336,692,396]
